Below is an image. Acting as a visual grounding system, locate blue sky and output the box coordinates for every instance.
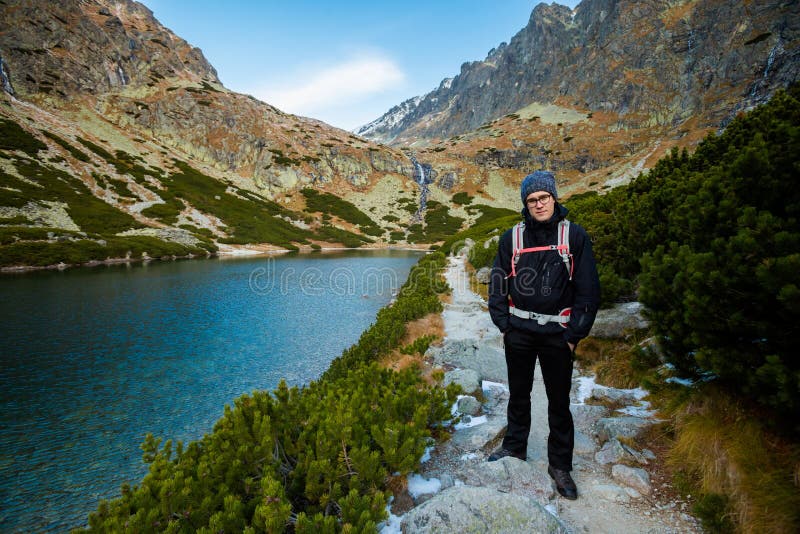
[140,1,581,131]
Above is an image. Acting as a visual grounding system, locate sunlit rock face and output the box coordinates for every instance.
[358,0,800,145]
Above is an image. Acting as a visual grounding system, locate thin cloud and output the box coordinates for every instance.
[252,54,406,119]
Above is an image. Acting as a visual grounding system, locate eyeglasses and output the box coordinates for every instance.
[526,194,552,206]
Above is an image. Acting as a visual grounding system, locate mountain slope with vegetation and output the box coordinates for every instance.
[0,0,475,269]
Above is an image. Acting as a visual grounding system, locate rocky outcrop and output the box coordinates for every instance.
[0,0,218,98]
[359,0,800,144]
[590,301,649,338]
[401,486,569,533]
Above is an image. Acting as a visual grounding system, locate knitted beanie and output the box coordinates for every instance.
[520,170,558,206]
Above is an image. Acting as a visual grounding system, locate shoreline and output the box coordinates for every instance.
[0,241,437,274]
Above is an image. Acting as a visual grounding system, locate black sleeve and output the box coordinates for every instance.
[564,225,601,345]
[488,229,514,333]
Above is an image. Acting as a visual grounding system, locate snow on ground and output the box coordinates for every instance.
[378,504,403,534]
[666,376,694,387]
[574,375,656,416]
[407,474,442,498]
[454,415,488,430]
[419,445,435,464]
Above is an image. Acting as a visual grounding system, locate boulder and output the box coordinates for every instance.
[590,301,649,338]
[475,266,491,284]
[590,386,639,405]
[573,430,597,456]
[460,457,555,505]
[401,486,569,533]
[430,339,507,383]
[595,416,651,444]
[594,438,633,465]
[444,369,481,396]
[611,464,652,495]
[450,416,507,453]
[570,404,609,435]
[457,395,482,416]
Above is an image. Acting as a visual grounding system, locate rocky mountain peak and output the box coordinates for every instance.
[1,0,218,100]
[359,0,799,145]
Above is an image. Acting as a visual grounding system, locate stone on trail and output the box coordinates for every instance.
[444,368,481,396]
[573,430,597,456]
[450,414,507,452]
[612,464,652,495]
[595,438,633,465]
[429,339,507,383]
[570,403,609,435]
[459,456,555,505]
[595,416,651,444]
[401,486,569,534]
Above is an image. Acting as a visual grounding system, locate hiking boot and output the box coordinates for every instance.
[487,447,526,462]
[548,465,578,500]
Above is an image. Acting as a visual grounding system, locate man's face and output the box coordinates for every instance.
[526,191,555,222]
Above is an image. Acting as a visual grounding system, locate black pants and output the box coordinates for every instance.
[502,328,574,471]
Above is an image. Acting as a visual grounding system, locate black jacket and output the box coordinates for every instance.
[488,203,601,346]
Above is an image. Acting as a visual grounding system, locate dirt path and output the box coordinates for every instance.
[407,253,702,533]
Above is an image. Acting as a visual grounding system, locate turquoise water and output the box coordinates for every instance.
[0,250,422,532]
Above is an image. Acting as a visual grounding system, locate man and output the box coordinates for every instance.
[487,170,600,500]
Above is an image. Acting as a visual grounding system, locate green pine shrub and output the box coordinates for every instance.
[300,188,383,237]
[0,118,47,155]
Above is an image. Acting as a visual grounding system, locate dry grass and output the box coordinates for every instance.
[574,336,644,389]
[661,386,800,533]
[378,312,445,385]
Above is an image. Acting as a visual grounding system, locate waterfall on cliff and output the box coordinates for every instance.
[409,155,433,223]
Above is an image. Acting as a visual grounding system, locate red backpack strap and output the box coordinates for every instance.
[510,222,524,277]
[557,219,573,280]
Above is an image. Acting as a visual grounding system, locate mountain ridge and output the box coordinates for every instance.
[357,0,799,145]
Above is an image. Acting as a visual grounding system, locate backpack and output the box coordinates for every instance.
[509,219,573,279]
[507,219,573,327]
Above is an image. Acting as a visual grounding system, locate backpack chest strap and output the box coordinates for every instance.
[510,220,573,279]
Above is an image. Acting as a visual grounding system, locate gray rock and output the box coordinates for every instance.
[594,438,632,465]
[457,395,482,416]
[642,448,657,461]
[444,369,482,396]
[591,483,631,503]
[439,473,455,490]
[450,416,507,453]
[573,430,597,456]
[590,386,639,405]
[400,486,569,534]
[430,339,507,383]
[612,464,652,495]
[483,235,500,248]
[590,301,649,338]
[570,404,609,435]
[460,457,555,505]
[595,416,651,444]
[475,266,491,284]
